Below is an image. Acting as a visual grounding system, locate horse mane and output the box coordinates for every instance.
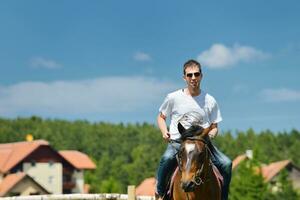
[178,123,205,141]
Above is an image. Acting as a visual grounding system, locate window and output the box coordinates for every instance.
[30,192,40,195]
[31,160,36,167]
[9,192,20,196]
[48,176,54,184]
[48,160,54,167]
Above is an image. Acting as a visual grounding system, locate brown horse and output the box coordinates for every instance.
[172,123,221,200]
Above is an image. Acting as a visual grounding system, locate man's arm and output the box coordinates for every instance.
[157,113,170,141]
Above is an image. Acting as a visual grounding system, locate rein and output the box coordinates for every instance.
[191,144,209,186]
[173,123,220,200]
[178,136,211,186]
[181,137,211,200]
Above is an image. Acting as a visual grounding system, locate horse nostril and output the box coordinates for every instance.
[181,182,186,189]
[181,181,195,192]
[181,181,187,189]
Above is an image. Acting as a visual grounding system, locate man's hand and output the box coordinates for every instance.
[208,123,218,139]
[162,132,170,141]
[157,113,170,142]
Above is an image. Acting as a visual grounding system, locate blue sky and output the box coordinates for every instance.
[0,0,299,132]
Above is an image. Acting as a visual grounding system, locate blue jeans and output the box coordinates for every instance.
[208,141,232,200]
[156,141,232,200]
[156,141,180,197]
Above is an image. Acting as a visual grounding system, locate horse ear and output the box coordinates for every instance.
[178,122,186,135]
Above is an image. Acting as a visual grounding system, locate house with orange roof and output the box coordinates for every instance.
[0,140,96,197]
[232,154,247,170]
[232,150,253,170]
[232,150,300,191]
[261,160,300,190]
[136,177,156,196]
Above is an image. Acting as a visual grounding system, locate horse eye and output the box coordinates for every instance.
[196,150,204,157]
[178,149,184,158]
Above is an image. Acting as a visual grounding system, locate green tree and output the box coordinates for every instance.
[0,116,299,196]
[266,169,299,200]
[99,177,123,193]
[230,160,269,200]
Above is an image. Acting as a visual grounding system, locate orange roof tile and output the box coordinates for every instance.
[261,160,291,182]
[0,140,49,173]
[59,150,96,169]
[0,172,50,196]
[232,154,247,169]
[136,177,156,196]
[0,172,26,196]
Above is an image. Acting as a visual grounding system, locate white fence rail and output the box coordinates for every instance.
[0,194,155,200]
[0,186,155,200]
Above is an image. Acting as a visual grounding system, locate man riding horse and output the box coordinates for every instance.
[156,59,232,200]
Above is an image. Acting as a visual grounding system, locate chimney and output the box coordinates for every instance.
[246,150,253,159]
[26,134,33,142]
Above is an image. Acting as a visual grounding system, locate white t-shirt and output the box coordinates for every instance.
[159,89,222,139]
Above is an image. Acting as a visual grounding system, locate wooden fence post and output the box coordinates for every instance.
[128,185,136,200]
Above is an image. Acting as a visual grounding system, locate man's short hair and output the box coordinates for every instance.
[183,59,202,75]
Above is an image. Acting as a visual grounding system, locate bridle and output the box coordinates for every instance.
[176,136,212,199]
[173,122,216,200]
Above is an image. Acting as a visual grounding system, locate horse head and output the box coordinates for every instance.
[177,122,210,192]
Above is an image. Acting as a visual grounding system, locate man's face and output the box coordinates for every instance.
[183,66,202,89]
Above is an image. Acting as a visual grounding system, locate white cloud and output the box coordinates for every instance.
[30,57,62,69]
[260,88,300,102]
[0,77,178,116]
[197,43,270,69]
[133,52,152,61]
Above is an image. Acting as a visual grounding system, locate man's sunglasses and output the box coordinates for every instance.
[186,72,201,78]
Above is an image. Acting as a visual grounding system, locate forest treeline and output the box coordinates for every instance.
[0,116,299,199]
